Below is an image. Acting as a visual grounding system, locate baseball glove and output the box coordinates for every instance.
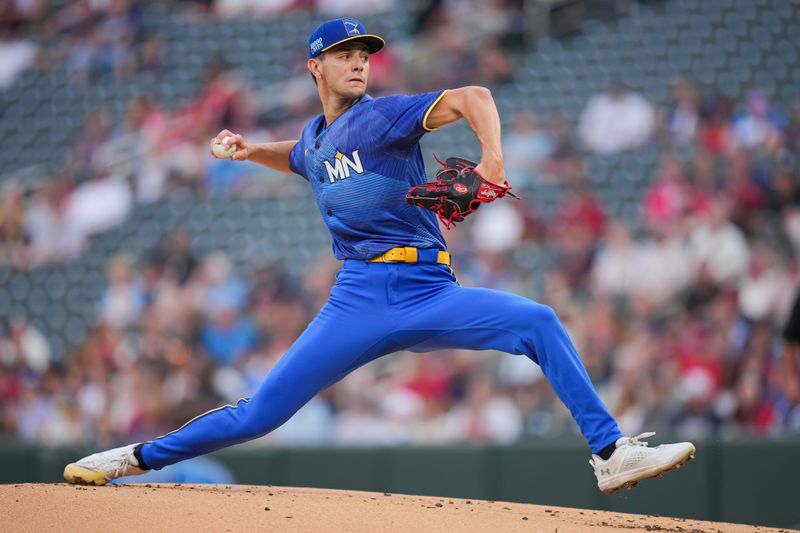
[405,156,517,229]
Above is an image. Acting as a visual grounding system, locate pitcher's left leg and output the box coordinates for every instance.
[406,284,622,454]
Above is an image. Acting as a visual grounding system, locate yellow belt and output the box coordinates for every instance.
[365,246,451,266]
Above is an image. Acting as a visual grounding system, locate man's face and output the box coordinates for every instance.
[311,42,370,98]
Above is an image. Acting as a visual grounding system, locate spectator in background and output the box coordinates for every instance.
[766,166,800,220]
[135,34,167,84]
[97,2,138,83]
[737,243,792,323]
[60,170,132,257]
[0,181,29,267]
[316,0,396,16]
[729,322,779,435]
[162,127,210,197]
[549,178,607,286]
[0,26,39,89]
[664,76,700,147]
[447,372,522,444]
[122,92,169,202]
[471,197,526,254]
[191,252,247,315]
[601,324,657,436]
[71,107,112,172]
[406,7,477,91]
[779,288,800,433]
[785,101,800,154]
[573,297,617,382]
[121,92,168,144]
[687,198,750,286]
[24,179,64,266]
[99,254,146,329]
[469,199,525,287]
[62,30,95,83]
[691,149,719,193]
[205,153,252,197]
[553,177,607,240]
[578,81,655,154]
[0,316,52,374]
[361,41,403,95]
[668,311,727,439]
[333,390,404,445]
[15,377,58,444]
[177,60,252,138]
[200,297,259,366]
[636,223,693,309]
[591,220,640,299]
[0,0,46,29]
[399,355,453,443]
[156,226,199,286]
[699,92,735,156]
[212,0,291,19]
[475,38,513,85]
[56,0,139,84]
[641,153,688,231]
[733,90,784,151]
[540,110,581,180]
[502,110,552,186]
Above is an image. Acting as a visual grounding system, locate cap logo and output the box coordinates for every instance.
[310,37,323,55]
[343,19,360,36]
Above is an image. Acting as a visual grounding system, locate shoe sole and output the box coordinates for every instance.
[602,447,696,495]
[63,464,108,486]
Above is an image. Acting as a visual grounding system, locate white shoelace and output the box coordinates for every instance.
[620,431,656,448]
[590,432,657,468]
[111,455,132,480]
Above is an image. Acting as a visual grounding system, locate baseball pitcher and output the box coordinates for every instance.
[64,18,695,494]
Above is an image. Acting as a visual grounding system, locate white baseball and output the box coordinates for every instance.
[212,136,237,159]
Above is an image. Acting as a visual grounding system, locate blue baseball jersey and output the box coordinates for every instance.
[288,91,449,260]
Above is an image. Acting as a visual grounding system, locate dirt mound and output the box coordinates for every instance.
[1,483,789,533]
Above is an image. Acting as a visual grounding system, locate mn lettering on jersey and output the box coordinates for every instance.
[324,150,364,183]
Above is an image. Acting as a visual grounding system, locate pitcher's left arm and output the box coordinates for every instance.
[423,86,506,186]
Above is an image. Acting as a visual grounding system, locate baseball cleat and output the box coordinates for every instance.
[63,443,147,486]
[590,432,695,494]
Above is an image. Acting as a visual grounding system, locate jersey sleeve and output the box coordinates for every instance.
[288,138,308,180]
[370,90,448,150]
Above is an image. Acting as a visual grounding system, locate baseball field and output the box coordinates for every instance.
[2,483,793,533]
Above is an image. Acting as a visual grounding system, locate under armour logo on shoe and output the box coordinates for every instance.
[600,468,611,476]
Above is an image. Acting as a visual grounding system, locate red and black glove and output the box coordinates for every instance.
[405,156,516,229]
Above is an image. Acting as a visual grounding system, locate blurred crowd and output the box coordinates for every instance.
[0,0,521,268]
[2,0,800,449]
[0,0,520,86]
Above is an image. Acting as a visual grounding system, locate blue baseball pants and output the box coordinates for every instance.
[141,250,622,469]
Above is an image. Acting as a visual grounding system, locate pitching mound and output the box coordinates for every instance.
[1,483,787,533]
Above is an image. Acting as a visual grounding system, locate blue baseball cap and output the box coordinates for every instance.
[308,17,385,59]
